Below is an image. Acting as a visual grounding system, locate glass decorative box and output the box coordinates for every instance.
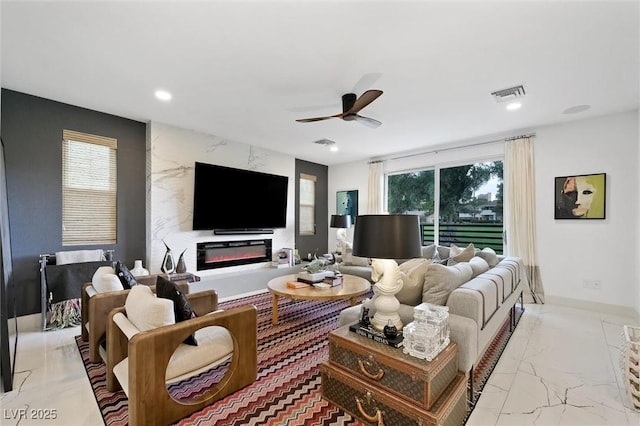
[402,302,450,361]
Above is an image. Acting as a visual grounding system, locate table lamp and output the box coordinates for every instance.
[353,214,421,331]
[330,214,352,253]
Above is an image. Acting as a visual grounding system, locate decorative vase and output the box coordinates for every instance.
[161,240,175,274]
[131,260,149,276]
[175,249,187,273]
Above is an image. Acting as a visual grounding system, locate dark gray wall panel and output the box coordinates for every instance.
[295,159,328,259]
[0,89,146,316]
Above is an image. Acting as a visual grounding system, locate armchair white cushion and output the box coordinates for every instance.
[92,265,115,284]
[112,312,233,385]
[93,273,124,294]
[106,289,256,426]
[124,285,174,332]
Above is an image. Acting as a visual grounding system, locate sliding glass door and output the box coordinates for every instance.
[386,160,504,253]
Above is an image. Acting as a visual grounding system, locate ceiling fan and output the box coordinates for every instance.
[295,90,383,128]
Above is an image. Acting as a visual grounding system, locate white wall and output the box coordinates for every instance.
[328,110,640,315]
[637,109,640,315]
[327,161,369,252]
[535,111,638,311]
[147,122,296,276]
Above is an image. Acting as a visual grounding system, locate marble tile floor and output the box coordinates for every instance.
[1,301,638,426]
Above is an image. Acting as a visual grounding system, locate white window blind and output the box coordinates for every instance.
[62,130,117,246]
[299,173,316,235]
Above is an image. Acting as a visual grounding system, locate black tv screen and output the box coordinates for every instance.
[192,162,289,231]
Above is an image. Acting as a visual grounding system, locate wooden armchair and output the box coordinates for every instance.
[105,288,257,426]
[81,274,194,363]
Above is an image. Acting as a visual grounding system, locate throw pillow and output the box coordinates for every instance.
[125,285,175,332]
[477,247,500,267]
[341,241,370,267]
[93,273,124,293]
[468,256,490,278]
[447,243,475,266]
[156,276,198,346]
[92,266,116,291]
[422,262,473,305]
[421,244,436,259]
[115,261,137,289]
[397,258,431,306]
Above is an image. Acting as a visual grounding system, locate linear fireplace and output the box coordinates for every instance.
[196,239,272,271]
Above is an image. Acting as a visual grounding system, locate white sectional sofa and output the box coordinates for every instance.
[338,244,527,382]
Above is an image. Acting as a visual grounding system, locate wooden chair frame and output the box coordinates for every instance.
[81,275,194,363]
[106,290,257,426]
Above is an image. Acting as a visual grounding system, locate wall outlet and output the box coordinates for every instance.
[583,279,602,290]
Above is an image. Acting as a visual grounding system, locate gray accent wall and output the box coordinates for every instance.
[0,89,146,316]
[295,159,328,259]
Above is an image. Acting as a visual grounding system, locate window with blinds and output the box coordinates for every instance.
[299,173,316,235]
[62,130,117,246]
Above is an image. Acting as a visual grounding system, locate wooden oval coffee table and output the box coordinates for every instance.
[267,274,371,325]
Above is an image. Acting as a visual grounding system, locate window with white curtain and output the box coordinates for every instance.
[62,129,117,246]
[299,173,316,235]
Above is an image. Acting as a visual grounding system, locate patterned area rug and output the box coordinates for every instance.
[76,291,519,425]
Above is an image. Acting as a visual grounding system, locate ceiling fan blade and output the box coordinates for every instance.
[346,90,383,115]
[353,115,382,128]
[296,113,344,123]
[352,73,383,95]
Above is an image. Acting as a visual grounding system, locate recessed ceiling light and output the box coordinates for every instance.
[330,146,339,152]
[155,90,172,101]
[563,104,591,114]
[506,102,522,111]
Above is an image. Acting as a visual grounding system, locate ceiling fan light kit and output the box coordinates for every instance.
[296,89,383,128]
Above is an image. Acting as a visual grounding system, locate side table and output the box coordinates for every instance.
[321,324,467,425]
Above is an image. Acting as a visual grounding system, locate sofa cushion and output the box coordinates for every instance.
[156,276,197,346]
[424,245,451,262]
[125,285,175,332]
[341,241,370,266]
[477,247,500,267]
[397,258,431,306]
[422,262,473,305]
[421,244,436,259]
[93,273,124,293]
[468,256,490,278]
[447,243,475,266]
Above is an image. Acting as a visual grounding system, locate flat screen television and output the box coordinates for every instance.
[192,162,289,231]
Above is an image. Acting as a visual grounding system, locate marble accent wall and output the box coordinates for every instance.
[147,122,295,276]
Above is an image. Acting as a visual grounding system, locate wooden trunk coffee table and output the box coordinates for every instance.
[267,274,371,325]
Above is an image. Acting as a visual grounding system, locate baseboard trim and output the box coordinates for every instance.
[545,295,640,322]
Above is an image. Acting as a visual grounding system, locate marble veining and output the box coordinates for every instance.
[205,140,228,153]
[146,122,296,275]
[469,304,640,425]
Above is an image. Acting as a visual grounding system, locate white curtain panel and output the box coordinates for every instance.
[505,137,545,303]
[367,161,384,214]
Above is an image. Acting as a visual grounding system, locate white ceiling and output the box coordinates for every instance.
[2,1,638,166]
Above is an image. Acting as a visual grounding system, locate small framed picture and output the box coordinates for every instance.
[336,190,358,225]
[554,173,606,219]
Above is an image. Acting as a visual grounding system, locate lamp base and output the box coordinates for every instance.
[369,258,403,331]
[372,310,403,332]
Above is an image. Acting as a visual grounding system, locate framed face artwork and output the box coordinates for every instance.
[336,190,358,225]
[554,173,606,219]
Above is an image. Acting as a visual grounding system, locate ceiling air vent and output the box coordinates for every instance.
[313,138,336,146]
[490,85,526,103]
